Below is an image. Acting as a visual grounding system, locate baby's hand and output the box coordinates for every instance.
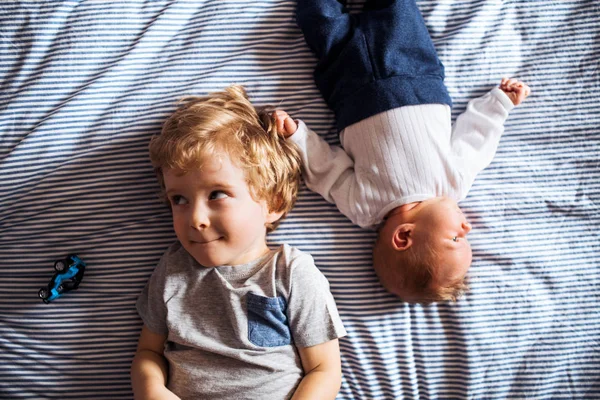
[499,77,531,105]
[273,110,298,138]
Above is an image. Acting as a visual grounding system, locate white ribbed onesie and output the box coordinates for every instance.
[290,88,515,229]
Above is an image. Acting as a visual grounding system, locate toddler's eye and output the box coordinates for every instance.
[170,195,187,205]
[209,191,228,200]
[452,236,458,242]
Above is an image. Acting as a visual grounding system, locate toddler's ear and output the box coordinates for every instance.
[264,198,285,225]
[392,224,415,251]
[264,195,285,223]
[266,209,285,225]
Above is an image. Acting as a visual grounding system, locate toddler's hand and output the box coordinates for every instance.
[499,77,531,105]
[273,110,298,138]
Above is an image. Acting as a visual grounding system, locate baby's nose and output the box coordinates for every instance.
[462,221,472,233]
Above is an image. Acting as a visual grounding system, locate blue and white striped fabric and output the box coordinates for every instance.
[1,1,599,399]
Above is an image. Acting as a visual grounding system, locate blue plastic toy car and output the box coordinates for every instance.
[38,254,86,303]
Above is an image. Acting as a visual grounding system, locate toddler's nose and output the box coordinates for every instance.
[190,205,210,230]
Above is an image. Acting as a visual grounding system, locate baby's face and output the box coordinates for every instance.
[413,197,473,286]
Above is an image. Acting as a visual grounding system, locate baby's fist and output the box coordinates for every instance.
[500,77,531,105]
[273,110,298,138]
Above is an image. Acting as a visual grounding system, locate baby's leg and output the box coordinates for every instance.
[297,0,451,130]
[296,0,352,60]
[360,0,441,70]
[359,0,451,98]
[362,0,397,11]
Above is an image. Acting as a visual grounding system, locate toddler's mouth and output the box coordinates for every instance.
[193,237,221,244]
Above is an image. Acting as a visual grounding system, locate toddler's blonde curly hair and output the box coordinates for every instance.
[149,85,302,232]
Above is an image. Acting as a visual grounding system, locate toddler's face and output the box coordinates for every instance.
[162,153,281,267]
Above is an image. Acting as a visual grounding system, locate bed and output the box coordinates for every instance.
[1,0,599,399]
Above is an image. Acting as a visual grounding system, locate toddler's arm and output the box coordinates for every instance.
[292,340,342,400]
[282,248,346,399]
[131,325,181,400]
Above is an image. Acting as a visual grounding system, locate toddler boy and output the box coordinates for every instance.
[131,85,346,399]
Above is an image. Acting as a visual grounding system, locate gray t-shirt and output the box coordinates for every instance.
[137,242,347,400]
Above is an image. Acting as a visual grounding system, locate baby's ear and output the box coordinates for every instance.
[392,224,415,251]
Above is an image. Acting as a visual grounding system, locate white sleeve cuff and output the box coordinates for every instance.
[288,120,309,144]
[490,87,516,112]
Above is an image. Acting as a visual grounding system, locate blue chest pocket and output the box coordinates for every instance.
[246,293,292,347]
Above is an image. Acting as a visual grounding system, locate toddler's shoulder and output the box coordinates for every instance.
[271,244,330,291]
[272,243,317,270]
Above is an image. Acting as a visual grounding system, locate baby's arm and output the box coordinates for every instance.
[274,111,360,224]
[274,109,299,138]
[292,340,342,400]
[131,325,180,400]
[451,78,529,184]
[499,77,530,105]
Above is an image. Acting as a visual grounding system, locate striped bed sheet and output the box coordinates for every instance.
[1,0,599,399]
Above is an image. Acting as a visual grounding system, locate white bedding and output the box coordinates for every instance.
[1,1,599,398]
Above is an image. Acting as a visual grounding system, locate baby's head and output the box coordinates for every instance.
[372,197,472,303]
[149,85,302,233]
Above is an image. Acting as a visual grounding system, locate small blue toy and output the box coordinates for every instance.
[38,254,86,303]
